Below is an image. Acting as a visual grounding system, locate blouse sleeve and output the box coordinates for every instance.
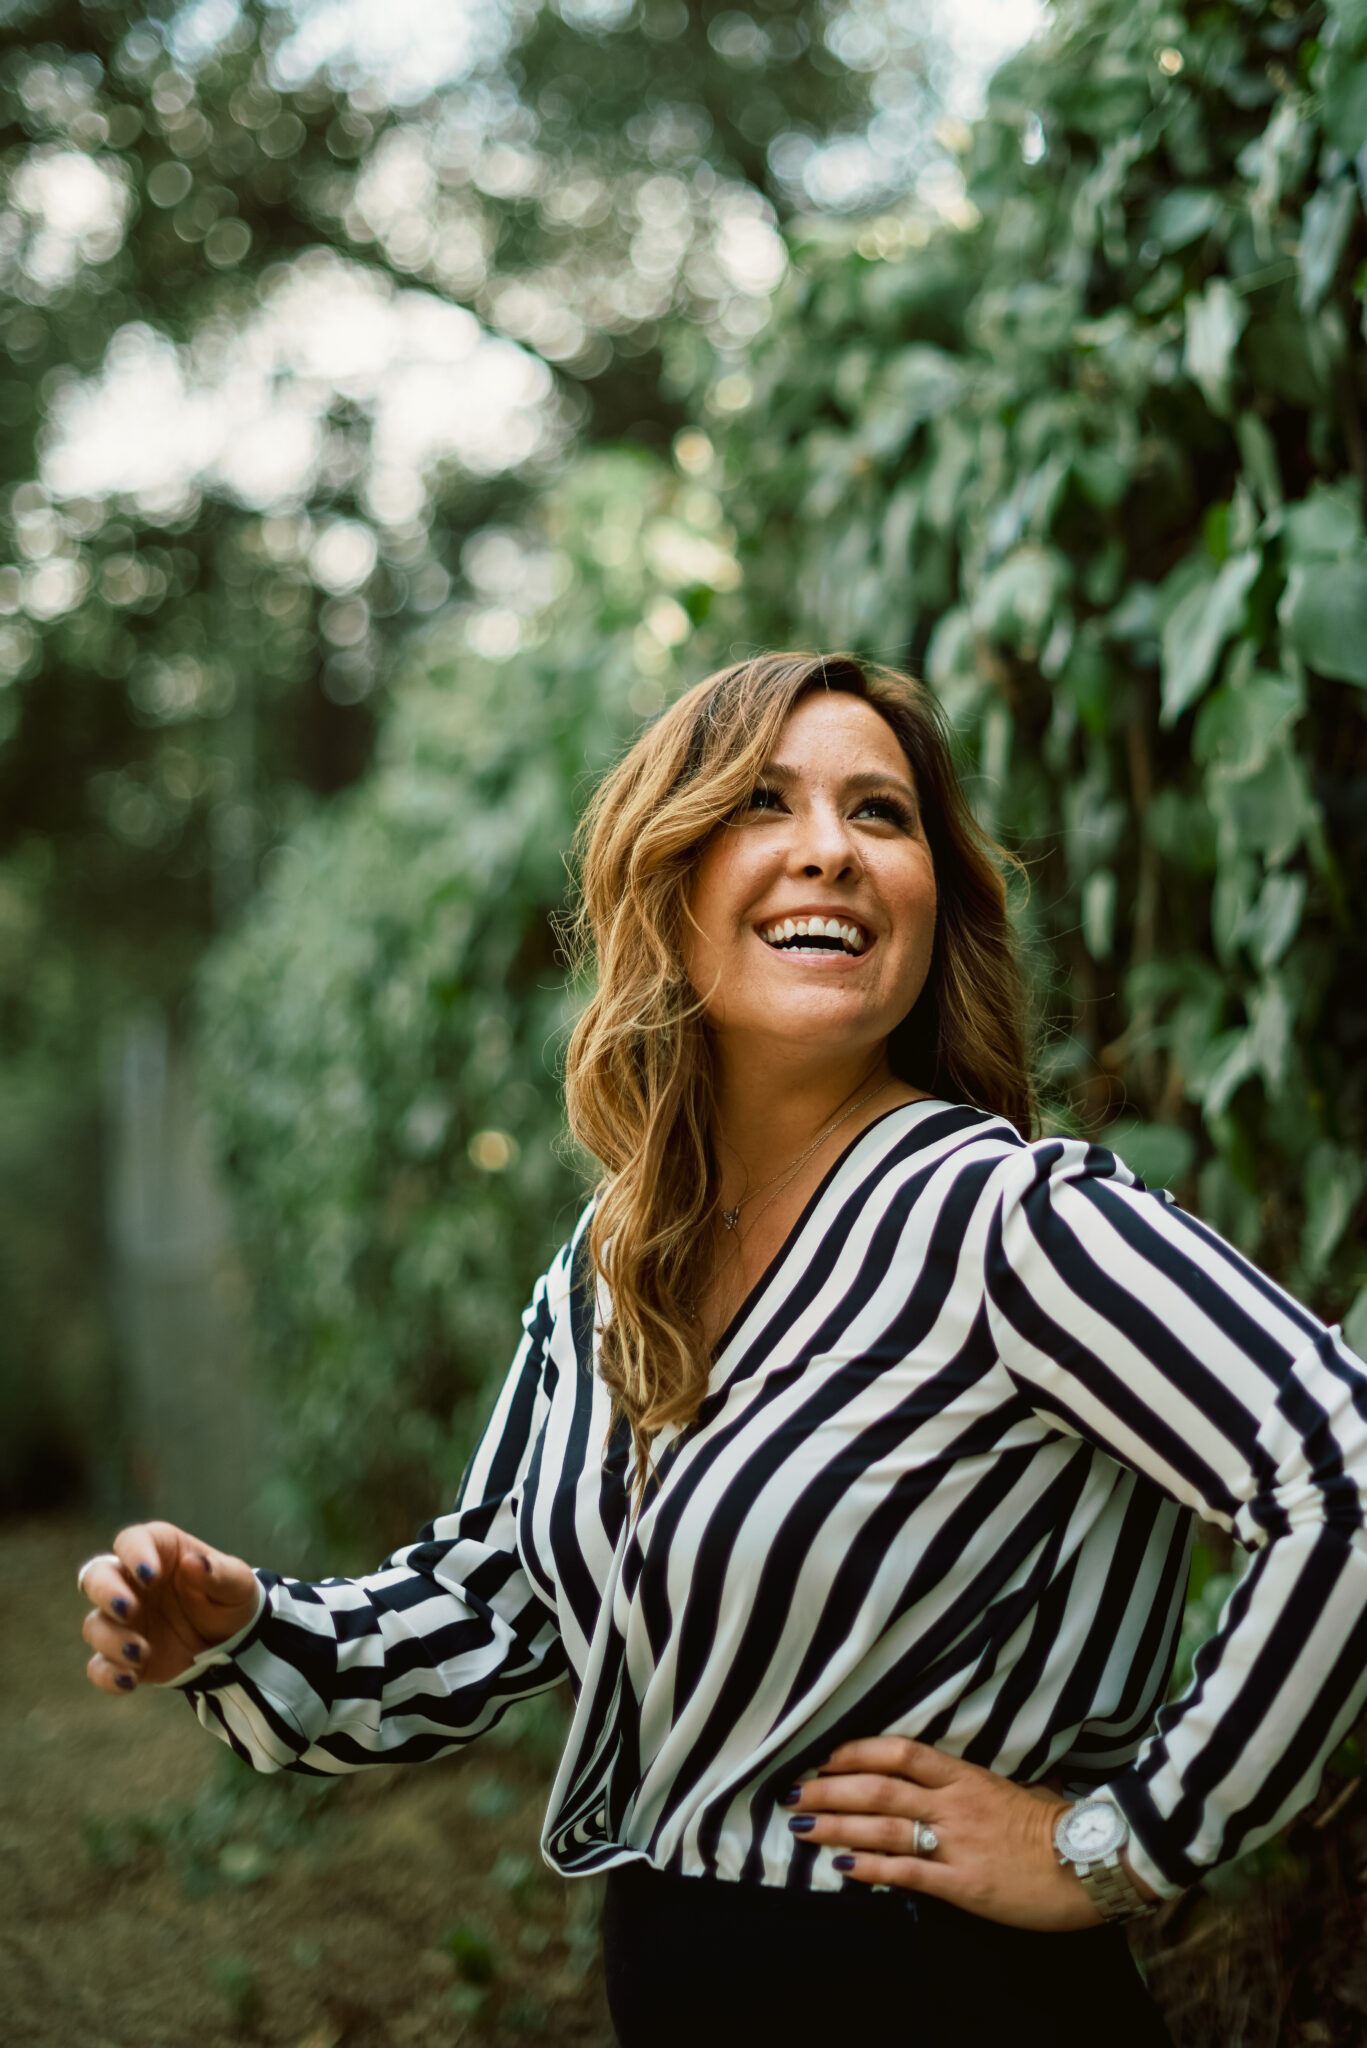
[169,1233,579,1776]
[985,1136,1367,1898]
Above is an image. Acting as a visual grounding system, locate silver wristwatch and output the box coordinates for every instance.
[1053,1798,1156,1924]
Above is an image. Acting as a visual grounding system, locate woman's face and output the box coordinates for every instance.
[684,692,938,1069]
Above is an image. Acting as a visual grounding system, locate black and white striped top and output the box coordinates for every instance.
[175,1100,1367,1898]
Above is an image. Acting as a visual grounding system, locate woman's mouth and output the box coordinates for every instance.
[758,916,869,957]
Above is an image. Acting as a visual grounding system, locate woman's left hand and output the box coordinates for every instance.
[784,1736,1114,1931]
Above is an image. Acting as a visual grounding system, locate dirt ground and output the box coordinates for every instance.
[2,1516,614,2048]
[10,1513,1367,2048]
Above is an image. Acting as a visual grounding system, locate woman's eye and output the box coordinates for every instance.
[854,795,913,827]
[748,785,784,812]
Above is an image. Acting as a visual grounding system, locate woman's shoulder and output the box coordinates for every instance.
[867,1100,1161,1205]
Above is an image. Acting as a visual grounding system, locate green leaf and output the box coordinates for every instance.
[1279,558,1367,685]
[855,345,965,458]
[1327,0,1367,50]
[1183,279,1248,417]
[1236,413,1283,513]
[1303,1142,1367,1279]
[1244,870,1306,969]
[1149,188,1221,251]
[970,546,1070,656]
[1193,979,1294,1115]
[1197,1155,1264,1255]
[1280,482,1365,562]
[1207,740,1318,866]
[1344,1284,1367,1360]
[1323,51,1367,153]
[1104,1119,1197,1189]
[925,607,982,711]
[1192,667,1303,773]
[1248,975,1295,1096]
[1160,553,1260,724]
[1297,180,1360,313]
[1211,855,1261,965]
[1060,630,1118,736]
[1199,1028,1259,1118]
[1062,768,1125,882]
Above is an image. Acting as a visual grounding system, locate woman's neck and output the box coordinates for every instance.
[709,1044,900,1198]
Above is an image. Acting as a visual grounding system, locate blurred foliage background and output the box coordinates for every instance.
[4,0,1367,1934]
[0,0,996,1519]
[5,0,1367,2033]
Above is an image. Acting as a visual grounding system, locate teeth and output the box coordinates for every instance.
[759,917,868,954]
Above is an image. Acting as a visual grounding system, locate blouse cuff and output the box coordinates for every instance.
[1100,1772,1187,1900]
[157,1575,270,1690]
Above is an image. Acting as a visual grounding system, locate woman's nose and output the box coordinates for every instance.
[791,805,860,880]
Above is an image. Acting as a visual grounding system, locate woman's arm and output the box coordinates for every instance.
[786,1138,1367,1923]
[79,1233,580,1776]
[984,1137,1367,1899]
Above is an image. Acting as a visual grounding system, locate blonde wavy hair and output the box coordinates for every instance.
[565,653,1034,1477]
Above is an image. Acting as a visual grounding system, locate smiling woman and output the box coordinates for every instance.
[78,654,1367,2048]
[567,656,1031,1453]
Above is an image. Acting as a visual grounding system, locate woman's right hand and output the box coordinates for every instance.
[79,1521,262,1693]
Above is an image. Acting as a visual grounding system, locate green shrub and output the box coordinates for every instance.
[722,0,1367,1322]
[198,452,738,1553]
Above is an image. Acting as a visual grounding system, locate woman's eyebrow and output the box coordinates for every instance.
[758,762,918,804]
[844,769,918,803]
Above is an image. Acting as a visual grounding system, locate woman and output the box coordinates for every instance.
[78,654,1367,2047]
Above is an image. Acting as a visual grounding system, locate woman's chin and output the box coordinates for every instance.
[713,995,895,1059]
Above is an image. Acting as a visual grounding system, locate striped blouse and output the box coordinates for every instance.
[174,1099,1367,1899]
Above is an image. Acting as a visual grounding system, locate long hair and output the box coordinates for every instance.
[564,652,1034,1480]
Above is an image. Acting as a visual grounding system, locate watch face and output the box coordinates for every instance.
[1059,1801,1128,1862]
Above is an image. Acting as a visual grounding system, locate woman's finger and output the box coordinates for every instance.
[789,1808,935,1857]
[818,1736,962,1786]
[86,1650,140,1696]
[828,1849,956,1897]
[78,1556,139,1625]
[790,1771,935,1821]
[82,1608,150,1670]
[171,1541,258,1612]
[112,1521,172,1590]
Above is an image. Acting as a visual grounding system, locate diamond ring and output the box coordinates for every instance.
[912,1820,939,1857]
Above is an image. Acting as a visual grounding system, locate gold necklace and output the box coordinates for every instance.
[718,1078,892,1234]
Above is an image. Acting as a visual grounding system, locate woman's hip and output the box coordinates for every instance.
[600,1859,1172,2048]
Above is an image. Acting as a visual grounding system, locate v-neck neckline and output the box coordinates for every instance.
[707,1095,944,1365]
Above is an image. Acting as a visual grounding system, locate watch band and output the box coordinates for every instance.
[1074,1849,1157,1924]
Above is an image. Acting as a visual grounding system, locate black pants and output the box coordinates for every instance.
[602,1861,1173,2048]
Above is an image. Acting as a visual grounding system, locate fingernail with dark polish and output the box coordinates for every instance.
[112,1596,130,1619]
[115,1673,135,1691]
[778,1787,802,1806]
[136,1563,155,1583]
[833,1855,856,1872]
[122,1642,140,1662]
[788,1815,816,1834]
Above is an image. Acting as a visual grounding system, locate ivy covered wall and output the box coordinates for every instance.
[723,0,1367,1324]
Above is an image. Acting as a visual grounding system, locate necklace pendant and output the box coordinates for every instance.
[721,1206,739,1231]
